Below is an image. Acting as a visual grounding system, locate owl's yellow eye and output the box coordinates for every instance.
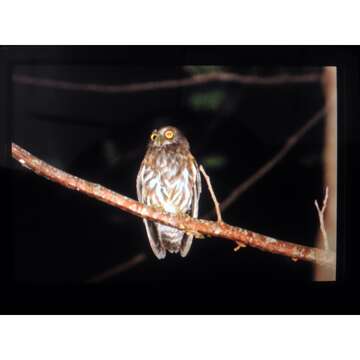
[164,130,174,140]
[150,133,158,141]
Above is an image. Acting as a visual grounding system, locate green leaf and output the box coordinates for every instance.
[189,90,225,111]
[202,155,228,169]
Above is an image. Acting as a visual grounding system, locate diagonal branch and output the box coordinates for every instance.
[205,106,326,218]
[12,72,321,94]
[12,143,335,269]
[86,253,147,283]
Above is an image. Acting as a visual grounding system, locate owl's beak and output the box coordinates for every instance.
[155,135,164,146]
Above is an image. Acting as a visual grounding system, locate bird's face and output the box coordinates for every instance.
[148,126,189,149]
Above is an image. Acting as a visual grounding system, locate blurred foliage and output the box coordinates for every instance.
[189,90,226,111]
[202,155,228,170]
[183,65,227,75]
[104,140,120,166]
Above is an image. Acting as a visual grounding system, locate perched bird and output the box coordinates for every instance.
[136,126,201,259]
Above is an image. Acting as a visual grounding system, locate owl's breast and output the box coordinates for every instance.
[141,149,196,214]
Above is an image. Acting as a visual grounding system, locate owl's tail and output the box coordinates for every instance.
[157,224,184,254]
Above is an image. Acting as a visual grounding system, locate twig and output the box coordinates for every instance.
[12,72,321,94]
[12,143,336,269]
[86,253,147,283]
[205,107,326,218]
[199,165,223,223]
[314,186,329,251]
[233,242,247,251]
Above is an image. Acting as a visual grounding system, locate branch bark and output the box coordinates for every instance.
[12,72,321,94]
[12,143,335,269]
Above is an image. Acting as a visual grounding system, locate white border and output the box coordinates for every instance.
[0,315,358,360]
[1,0,359,44]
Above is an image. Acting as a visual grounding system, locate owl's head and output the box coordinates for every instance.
[148,126,189,149]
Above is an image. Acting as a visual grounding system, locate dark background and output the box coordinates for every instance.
[12,64,325,282]
[1,46,359,314]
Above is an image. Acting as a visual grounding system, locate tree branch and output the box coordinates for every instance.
[205,106,326,218]
[12,72,321,94]
[315,67,337,281]
[86,253,147,283]
[12,143,335,269]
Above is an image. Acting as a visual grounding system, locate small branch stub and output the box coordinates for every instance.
[234,241,247,252]
[315,186,329,251]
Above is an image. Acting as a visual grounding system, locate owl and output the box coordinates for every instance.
[136,126,201,259]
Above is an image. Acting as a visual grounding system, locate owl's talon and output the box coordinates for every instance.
[194,232,205,239]
[183,228,205,239]
[150,204,164,213]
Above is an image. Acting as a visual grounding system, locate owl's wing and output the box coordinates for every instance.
[180,161,202,257]
[136,162,144,201]
[136,163,166,259]
[142,220,166,259]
